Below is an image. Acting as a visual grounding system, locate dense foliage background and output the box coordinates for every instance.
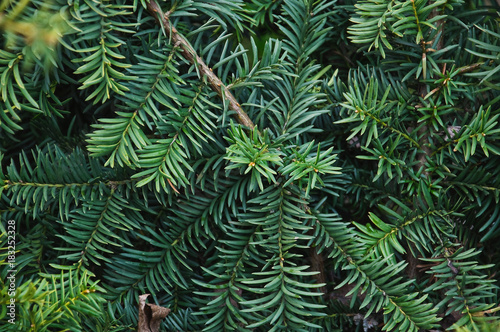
[1,0,500,331]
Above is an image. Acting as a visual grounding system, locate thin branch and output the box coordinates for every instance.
[425,62,485,100]
[457,62,485,75]
[356,106,421,149]
[146,0,255,129]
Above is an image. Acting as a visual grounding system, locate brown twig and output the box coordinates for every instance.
[457,61,485,75]
[146,0,255,129]
[425,62,485,100]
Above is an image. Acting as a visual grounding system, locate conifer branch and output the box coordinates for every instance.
[145,0,255,129]
[425,62,485,100]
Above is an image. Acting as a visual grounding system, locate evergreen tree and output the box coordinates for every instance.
[1,0,500,331]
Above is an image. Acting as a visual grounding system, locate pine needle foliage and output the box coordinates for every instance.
[1,0,500,331]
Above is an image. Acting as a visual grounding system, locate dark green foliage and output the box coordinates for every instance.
[1,0,500,331]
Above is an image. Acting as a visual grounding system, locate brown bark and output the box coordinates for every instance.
[405,245,420,280]
[309,247,327,296]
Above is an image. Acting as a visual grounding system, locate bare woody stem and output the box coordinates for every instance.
[146,0,255,129]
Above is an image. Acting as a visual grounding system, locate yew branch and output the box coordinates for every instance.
[146,0,255,129]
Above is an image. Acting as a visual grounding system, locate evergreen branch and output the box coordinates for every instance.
[410,0,423,44]
[103,194,223,300]
[359,209,450,258]
[313,214,440,331]
[422,248,497,330]
[104,230,191,301]
[146,0,255,129]
[77,188,116,268]
[425,62,485,100]
[86,44,183,168]
[238,186,325,330]
[457,62,485,76]
[2,178,136,190]
[314,213,437,331]
[71,2,136,104]
[195,220,259,330]
[431,139,456,156]
[3,1,500,331]
[51,274,100,316]
[133,86,206,189]
[357,106,421,149]
[446,181,500,193]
